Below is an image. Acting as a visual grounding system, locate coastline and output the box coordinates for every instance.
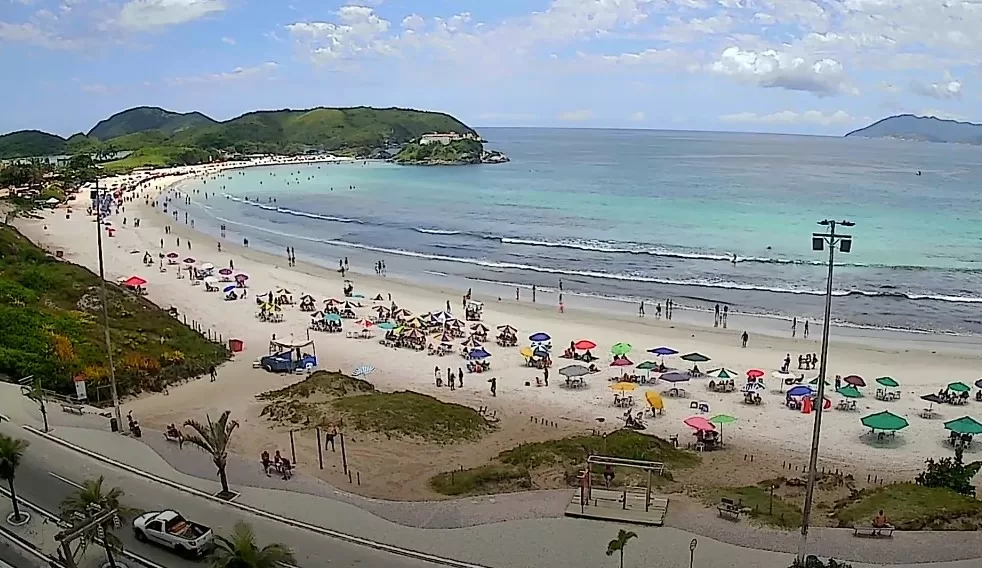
[14,159,982,490]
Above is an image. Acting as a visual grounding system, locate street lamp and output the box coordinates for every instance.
[797,219,854,563]
[91,180,122,432]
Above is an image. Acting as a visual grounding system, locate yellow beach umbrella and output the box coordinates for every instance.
[645,390,664,411]
[520,346,534,358]
[610,382,637,392]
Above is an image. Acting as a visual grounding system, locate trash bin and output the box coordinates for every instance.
[228,338,244,353]
[110,417,119,432]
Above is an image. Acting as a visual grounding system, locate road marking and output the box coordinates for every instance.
[24,425,489,568]
[48,471,83,489]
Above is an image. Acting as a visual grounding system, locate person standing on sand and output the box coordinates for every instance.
[543,366,549,386]
[638,301,645,317]
[782,353,791,373]
[804,320,809,338]
[458,367,464,386]
[741,331,749,348]
[532,285,536,303]
[209,365,217,382]
[489,377,497,397]
[792,317,797,337]
[722,305,729,328]
[515,287,520,301]
[714,303,720,327]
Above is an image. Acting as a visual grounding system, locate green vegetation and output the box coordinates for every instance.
[430,429,698,496]
[394,138,484,164]
[833,483,982,530]
[211,522,296,568]
[258,370,492,443]
[99,146,216,173]
[87,106,216,140]
[707,485,803,529]
[0,130,68,159]
[0,225,228,397]
[0,434,29,524]
[182,411,239,498]
[915,446,982,496]
[605,529,638,568]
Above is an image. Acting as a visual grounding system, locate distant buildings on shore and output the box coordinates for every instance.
[418,132,482,145]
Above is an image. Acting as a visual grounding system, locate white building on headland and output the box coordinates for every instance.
[418,132,479,145]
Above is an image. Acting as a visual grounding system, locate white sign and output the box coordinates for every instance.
[74,379,87,401]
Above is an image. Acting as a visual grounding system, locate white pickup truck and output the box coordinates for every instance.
[132,510,214,557]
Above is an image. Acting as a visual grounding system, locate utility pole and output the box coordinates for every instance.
[797,219,854,563]
[92,180,121,431]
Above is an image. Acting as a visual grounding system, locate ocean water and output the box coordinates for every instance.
[174,128,982,335]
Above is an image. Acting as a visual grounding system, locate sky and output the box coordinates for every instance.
[1,0,978,136]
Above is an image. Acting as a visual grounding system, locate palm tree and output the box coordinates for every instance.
[0,435,29,524]
[605,529,638,568]
[183,411,239,498]
[211,522,295,568]
[60,476,125,568]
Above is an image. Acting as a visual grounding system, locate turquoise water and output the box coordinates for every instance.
[175,128,982,334]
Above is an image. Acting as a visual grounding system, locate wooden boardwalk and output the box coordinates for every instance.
[564,488,669,526]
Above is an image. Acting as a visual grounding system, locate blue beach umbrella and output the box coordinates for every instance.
[787,385,813,398]
[529,332,551,342]
[649,347,678,356]
[659,372,690,383]
[469,348,492,359]
[223,285,236,293]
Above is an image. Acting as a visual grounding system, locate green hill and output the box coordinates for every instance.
[0,130,67,159]
[87,106,217,140]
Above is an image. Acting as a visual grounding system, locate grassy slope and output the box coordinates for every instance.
[0,225,228,396]
[834,483,982,530]
[0,131,67,160]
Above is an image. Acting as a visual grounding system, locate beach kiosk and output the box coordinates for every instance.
[260,335,317,373]
[465,300,484,321]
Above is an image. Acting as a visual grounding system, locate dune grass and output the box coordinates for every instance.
[834,483,982,530]
[430,430,699,496]
[707,485,803,529]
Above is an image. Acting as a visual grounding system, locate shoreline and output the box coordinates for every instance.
[13,160,982,483]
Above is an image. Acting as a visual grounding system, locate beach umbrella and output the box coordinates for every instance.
[772,370,798,381]
[471,323,489,332]
[920,393,943,409]
[469,348,492,359]
[837,385,863,399]
[876,377,900,388]
[183,257,196,264]
[709,414,737,441]
[636,361,660,371]
[353,365,376,377]
[746,369,764,379]
[405,317,424,329]
[559,365,590,378]
[377,321,395,330]
[373,306,389,316]
[203,276,219,284]
[861,411,909,432]
[223,285,236,293]
[166,252,179,258]
[843,375,865,387]
[975,379,982,389]
[611,342,633,356]
[609,358,634,367]
[529,332,551,342]
[300,295,314,302]
[201,263,215,271]
[326,298,342,307]
[122,276,147,287]
[574,339,597,351]
[354,319,374,329]
[787,385,813,398]
[610,382,636,393]
[645,391,664,412]
[708,368,737,379]
[439,332,454,343]
[649,347,677,356]
[520,347,534,358]
[218,268,233,275]
[324,313,342,323]
[683,416,715,432]
[498,325,518,333]
[234,274,249,281]
[659,372,690,383]
[944,416,982,435]
[948,382,971,393]
[741,382,765,393]
[681,352,711,363]
[461,336,483,349]
[533,347,550,358]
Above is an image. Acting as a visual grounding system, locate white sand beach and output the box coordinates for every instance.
[16,160,982,498]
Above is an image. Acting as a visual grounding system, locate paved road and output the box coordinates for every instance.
[5,425,450,568]
[0,537,41,568]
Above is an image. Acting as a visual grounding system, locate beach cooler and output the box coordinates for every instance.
[228,338,244,353]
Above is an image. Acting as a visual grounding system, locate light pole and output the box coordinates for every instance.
[797,219,854,563]
[92,180,122,431]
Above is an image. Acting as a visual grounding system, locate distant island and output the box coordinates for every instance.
[845,114,982,144]
[0,106,507,169]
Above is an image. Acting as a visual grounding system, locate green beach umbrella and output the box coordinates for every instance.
[708,368,737,379]
[611,342,633,356]
[944,416,982,435]
[636,361,659,370]
[837,385,862,399]
[947,382,971,393]
[875,377,900,388]
[681,352,711,363]
[808,377,820,385]
[861,411,909,432]
[709,414,738,442]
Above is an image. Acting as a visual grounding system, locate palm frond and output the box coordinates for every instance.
[0,435,29,480]
[210,522,295,568]
[183,411,239,468]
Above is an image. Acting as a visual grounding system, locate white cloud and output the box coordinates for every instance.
[287,6,391,63]
[116,0,226,31]
[221,35,235,44]
[166,62,278,85]
[585,48,684,67]
[720,110,855,126]
[910,74,962,99]
[630,111,646,121]
[918,109,966,121]
[558,109,593,121]
[710,46,856,96]
[0,20,77,48]
[401,14,424,31]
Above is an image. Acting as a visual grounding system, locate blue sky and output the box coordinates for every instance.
[1,0,978,136]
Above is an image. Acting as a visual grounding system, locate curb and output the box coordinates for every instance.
[23,426,488,568]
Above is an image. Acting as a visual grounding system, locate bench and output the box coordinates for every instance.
[60,403,84,415]
[853,525,894,538]
[717,498,743,520]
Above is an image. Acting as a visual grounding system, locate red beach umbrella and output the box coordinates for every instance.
[684,416,716,432]
[122,276,146,287]
[746,369,764,379]
[843,375,865,387]
[610,358,634,367]
[574,339,597,350]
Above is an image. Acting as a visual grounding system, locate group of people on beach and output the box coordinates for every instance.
[637,298,675,319]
